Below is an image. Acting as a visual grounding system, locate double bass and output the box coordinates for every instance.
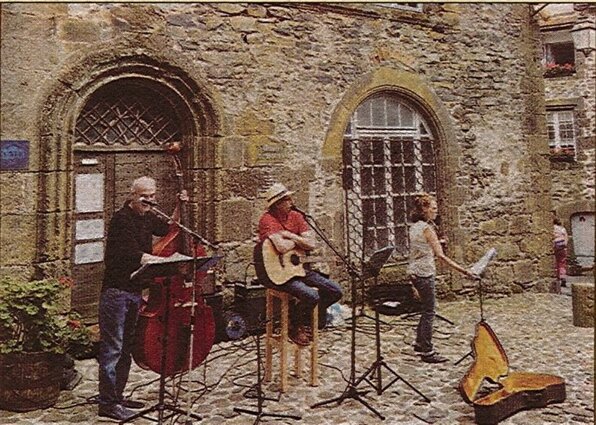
[133,142,215,376]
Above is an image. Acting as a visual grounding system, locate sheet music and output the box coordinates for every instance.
[130,252,194,281]
[470,248,497,277]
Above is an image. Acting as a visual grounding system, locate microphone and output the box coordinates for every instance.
[140,198,158,207]
[291,205,307,215]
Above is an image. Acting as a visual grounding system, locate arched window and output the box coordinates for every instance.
[343,92,437,262]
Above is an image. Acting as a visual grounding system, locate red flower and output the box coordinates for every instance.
[67,319,82,329]
[58,276,74,287]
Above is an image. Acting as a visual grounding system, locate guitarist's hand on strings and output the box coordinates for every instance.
[282,230,316,251]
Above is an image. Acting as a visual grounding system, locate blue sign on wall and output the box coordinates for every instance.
[1,140,29,170]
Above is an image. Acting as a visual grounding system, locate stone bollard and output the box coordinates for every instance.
[571,282,594,327]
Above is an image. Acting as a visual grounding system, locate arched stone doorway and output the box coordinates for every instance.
[36,53,222,321]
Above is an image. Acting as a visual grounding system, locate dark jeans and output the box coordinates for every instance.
[412,275,436,355]
[269,270,343,329]
[98,287,141,406]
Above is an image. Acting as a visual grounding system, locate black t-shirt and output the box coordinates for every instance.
[102,202,169,293]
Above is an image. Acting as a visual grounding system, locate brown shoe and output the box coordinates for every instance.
[289,325,311,346]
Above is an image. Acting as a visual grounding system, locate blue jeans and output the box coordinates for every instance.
[98,288,141,406]
[412,275,436,355]
[271,270,343,329]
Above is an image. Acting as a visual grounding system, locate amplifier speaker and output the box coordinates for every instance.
[233,281,266,335]
[204,292,227,343]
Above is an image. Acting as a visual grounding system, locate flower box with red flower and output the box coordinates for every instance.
[544,62,576,78]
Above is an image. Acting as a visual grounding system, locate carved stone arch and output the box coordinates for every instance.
[323,67,458,199]
[34,49,224,279]
[322,67,462,266]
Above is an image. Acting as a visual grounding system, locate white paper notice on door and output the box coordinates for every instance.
[75,241,104,264]
[76,173,104,213]
[75,219,104,240]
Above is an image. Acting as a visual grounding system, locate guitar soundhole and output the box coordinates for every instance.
[290,254,300,266]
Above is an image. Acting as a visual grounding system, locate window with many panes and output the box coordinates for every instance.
[547,109,577,159]
[343,93,436,262]
[375,3,423,12]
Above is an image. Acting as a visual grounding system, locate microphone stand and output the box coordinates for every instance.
[147,203,218,250]
[233,317,302,424]
[454,276,485,366]
[295,208,384,419]
[146,203,220,424]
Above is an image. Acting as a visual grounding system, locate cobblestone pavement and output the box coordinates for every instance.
[1,291,593,425]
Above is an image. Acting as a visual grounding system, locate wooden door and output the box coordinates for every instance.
[71,151,180,322]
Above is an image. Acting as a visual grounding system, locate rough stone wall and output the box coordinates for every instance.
[1,3,552,299]
[541,6,596,215]
[545,49,596,208]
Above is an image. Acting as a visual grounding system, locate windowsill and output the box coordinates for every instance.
[544,70,576,78]
[549,154,576,163]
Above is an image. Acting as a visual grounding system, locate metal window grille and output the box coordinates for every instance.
[343,94,436,264]
[75,82,182,147]
[376,3,423,12]
[547,109,577,155]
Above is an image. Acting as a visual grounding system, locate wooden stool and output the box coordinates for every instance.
[264,288,319,393]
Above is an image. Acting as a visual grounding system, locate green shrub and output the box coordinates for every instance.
[0,276,93,356]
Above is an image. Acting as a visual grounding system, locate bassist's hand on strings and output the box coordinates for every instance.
[178,189,189,203]
[169,189,188,223]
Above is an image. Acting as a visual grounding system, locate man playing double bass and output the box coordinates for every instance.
[98,176,186,421]
[256,183,343,346]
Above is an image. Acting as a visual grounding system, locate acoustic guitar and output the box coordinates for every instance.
[254,238,325,286]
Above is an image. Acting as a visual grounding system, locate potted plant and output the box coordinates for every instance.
[544,62,576,78]
[0,276,93,412]
[549,146,576,162]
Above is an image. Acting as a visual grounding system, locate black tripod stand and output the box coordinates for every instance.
[289,208,383,419]
[233,322,302,424]
[354,249,430,403]
[401,310,455,326]
[311,268,385,419]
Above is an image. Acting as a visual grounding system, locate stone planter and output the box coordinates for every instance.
[0,351,63,412]
[544,68,575,78]
[572,282,595,328]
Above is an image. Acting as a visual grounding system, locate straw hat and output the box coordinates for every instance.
[263,183,294,208]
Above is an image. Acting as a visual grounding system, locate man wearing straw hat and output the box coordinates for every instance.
[257,183,343,346]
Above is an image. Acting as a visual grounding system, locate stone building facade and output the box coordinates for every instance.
[537,4,595,270]
[1,3,553,320]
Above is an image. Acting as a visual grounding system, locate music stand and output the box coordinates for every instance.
[454,248,496,365]
[349,247,389,324]
[355,248,431,402]
[123,255,221,425]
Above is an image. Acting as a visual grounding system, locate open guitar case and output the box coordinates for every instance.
[459,321,566,425]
